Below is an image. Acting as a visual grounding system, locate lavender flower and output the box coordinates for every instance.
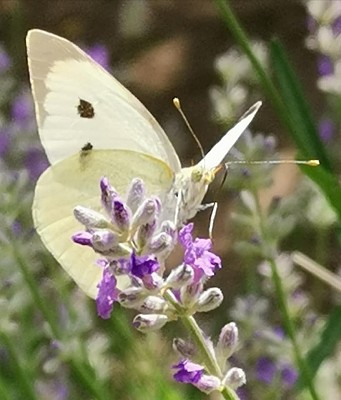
[173,359,204,384]
[256,357,276,385]
[71,176,245,396]
[0,45,11,72]
[11,90,34,126]
[96,264,119,319]
[179,223,221,282]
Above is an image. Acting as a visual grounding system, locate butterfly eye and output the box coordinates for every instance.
[77,99,95,118]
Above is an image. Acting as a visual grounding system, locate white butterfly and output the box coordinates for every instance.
[27,29,261,298]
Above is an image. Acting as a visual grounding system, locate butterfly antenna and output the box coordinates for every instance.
[173,97,205,159]
[225,159,320,167]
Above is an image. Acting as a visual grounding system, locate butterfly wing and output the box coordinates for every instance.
[26,29,181,173]
[198,101,262,170]
[33,149,174,298]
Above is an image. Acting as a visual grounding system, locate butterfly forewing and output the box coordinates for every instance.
[26,29,181,172]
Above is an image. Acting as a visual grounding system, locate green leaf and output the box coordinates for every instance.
[270,39,332,170]
[270,39,341,219]
[296,305,341,390]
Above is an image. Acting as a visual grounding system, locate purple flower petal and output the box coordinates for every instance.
[96,266,119,319]
[172,359,204,384]
[180,224,221,282]
[130,252,159,278]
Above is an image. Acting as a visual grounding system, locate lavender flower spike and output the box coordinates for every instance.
[96,265,119,319]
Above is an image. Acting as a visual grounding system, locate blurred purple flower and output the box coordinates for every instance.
[96,265,119,319]
[0,128,10,156]
[85,44,110,70]
[256,357,276,385]
[317,55,334,77]
[173,359,204,384]
[179,223,221,282]
[0,45,11,72]
[236,386,248,400]
[332,15,341,35]
[306,16,317,34]
[11,220,22,236]
[11,91,34,126]
[318,118,335,143]
[281,363,298,387]
[24,148,49,180]
[273,326,285,339]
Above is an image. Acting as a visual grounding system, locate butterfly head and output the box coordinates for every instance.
[174,164,221,222]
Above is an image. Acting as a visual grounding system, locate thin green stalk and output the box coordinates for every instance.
[164,290,239,400]
[214,0,296,142]
[0,331,37,400]
[181,316,239,400]
[251,192,320,400]
[0,378,11,400]
[13,247,61,339]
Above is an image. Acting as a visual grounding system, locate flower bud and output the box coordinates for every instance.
[142,272,164,291]
[196,288,223,312]
[180,281,203,307]
[74,206,109,229]
[72,231,92,246]
[132,313,168,332]
[135,220,157,249]
[160,220,177,241]
[166,264,194,289]
[126,178,145,213]
[119,287,146,308]
[100,177,118,214]
[172,338,196,358]
[138,296,167,313]
[148,232,173,256]
[91,230,118,252]
[223,367,246,390]
[111,198,131,233]
[217,322,239,360]
[194,375,221,394]
[131,198,159,232]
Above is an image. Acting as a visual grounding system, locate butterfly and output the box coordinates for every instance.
[27,29,261,298]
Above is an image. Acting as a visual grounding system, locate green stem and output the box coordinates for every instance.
[164,290,239,400]
[251,192,320,400]
[0,331,37,400]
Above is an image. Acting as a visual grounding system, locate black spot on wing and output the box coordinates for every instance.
[81,142,93,151]
[77,99,95,118]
